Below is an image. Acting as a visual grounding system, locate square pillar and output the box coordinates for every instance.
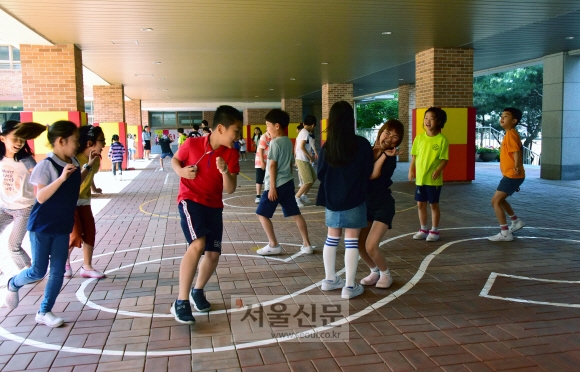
[93,84,126,170]
[282,98,303,143]
[202,111,214,125]
[322,83,353,146]
[398,84,415,162]
[244,108,271,152]
[125,99,143,160]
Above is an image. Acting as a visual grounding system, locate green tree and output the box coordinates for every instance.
[356,96,398,129]
[473,66,543,150]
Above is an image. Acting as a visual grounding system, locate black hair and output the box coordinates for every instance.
[376,119,405,148]
[0,121,46,161]
[297,124,304,131]
[503,107,522,123]
[177,128,184,134]
[192,124,200,130]
[324,101,357,167]
[304,114,317,126]
[143,125,149,131]
[78,125,105,153]
[47,121,78,148]
[265,109,290,129]
[212,105,243,129]
[201,120,209,126]
[424,107,447,129]
[203,127,211,133]
[254,127,262,136]
[111,134,120,142]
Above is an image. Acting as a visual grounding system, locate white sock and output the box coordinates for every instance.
[370,266,379,274]
[344,238,359,287]
[323,236,340,281]
[431,226,439,232]
[380,269,390,278]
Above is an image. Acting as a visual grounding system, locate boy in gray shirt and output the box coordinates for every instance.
[255,109,313,255]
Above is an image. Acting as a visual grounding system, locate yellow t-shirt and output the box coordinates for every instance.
[178,134,187,146]
[411,132,449,186]
[77,152,100,205]
[500,129,525,179]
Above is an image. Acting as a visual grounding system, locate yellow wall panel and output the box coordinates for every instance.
[414,108,468,145]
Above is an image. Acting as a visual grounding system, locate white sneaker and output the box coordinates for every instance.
[4,279,19,309]
[119,175,123,181]
[254,196,261,204]
[488,231,514,242]
[256,244,283,255]
[295,197,304,207]
[341,284,364,299]
[360,272,380,286]
[413,230,428,240]
[35,312,64,327]
[159,168,164,171]
[300,195,312,205]
[510,219,525,233]
[300,245,313,254]
[376,270,393,289]
[426,231,440,242]
[321,275,345,291]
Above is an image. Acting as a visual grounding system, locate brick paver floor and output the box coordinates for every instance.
[1,157,580,372]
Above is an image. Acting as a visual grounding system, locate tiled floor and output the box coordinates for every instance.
[2,157,580,372]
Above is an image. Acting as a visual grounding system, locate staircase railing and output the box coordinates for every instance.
[476,126,540,166]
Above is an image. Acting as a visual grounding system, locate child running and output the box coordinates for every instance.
[0,121,46,275]
[316,101,373,299]
[255,109,313,256]
[408,107,449,242]
[67,125,106,279]
[109,134,124,180]
[170,105,242,324]
[4,120,86,328]
[254,131,271,204]
[359,119,404,289]
[488,107,526,241]
[294,115,317,207]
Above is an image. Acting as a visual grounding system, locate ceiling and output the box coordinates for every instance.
[1,0,580,107]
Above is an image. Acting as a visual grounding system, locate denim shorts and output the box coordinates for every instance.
[497,176,524,196]
[325,202,367,229]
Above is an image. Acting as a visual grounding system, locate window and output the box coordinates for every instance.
[0,45,21,70]
[149,111,202,128]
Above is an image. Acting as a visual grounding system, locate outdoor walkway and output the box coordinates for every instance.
[1,157,580,372]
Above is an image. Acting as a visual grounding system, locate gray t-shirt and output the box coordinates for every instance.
[30,152,80,188]
[263,136,294,191]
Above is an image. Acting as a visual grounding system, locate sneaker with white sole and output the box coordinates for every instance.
[295,198,304,207]
[510,219,525,233]
[360,272,380,286]
[376,270,393,289]
[80,267,106,279]
[189,289,211,312]
[300,245,313,254]
[321,275,345,291]
[64,264,72,278]
[488,231,514,242]
[341,284,364,299]
[35,312,64,327]
[426,231,440,242]
[413,230,428,240]
[170,300,196,324]
[254,196,261,204]
[256,244,283,255]
[300,195,312,205]
[4,278,19,309]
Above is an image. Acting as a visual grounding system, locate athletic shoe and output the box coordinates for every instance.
[80,268,106,279]
[426,231,440,242]
[170,301,196,324]
[35,312,64,327]
[300,245,313,254]
[300,195,312,205]
[295,197,305,207]
[376,270,393,289]
[341,284,364,299]
[256,244,283,255]
[321,275,345,291]
[510,219,526,233]
[64,265,72,278]
[413,230,428,240]
[360,272,379,286]
[159,168,164,171]
[4,278,19,309]
[487,231,514,242]
[190,290,211,312]
[119,175,123,181]
[254,196,261,204]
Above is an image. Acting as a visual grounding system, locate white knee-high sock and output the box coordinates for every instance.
[323,236,340,281]
[344,238,359,287]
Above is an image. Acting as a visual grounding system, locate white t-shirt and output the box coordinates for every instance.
[30,153,80,189]
[239,139,246,152]
[295,129,312,162]
[0,156,36,209]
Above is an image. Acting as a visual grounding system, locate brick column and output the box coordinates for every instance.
[321,83,353,146]
[93,84,126,170]
[413,48,475,182]
[398,84,415,162]
[125,99,143,159]
[282,98,303,143]
[244,108,271,152]
[202,111,214,125]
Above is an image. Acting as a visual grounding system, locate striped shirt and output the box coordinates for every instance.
[108,142,125,163]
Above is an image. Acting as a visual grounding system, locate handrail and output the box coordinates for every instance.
[476,126,541,166]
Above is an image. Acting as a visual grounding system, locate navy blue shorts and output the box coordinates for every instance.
[367,194,395,229]
[497,176,524,196]
[256,180,300,218]
[415,185,442,204]
[160,151,173,159]
[178,199,223,253]
[255,168,265,185]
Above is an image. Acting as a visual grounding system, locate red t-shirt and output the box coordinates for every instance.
[177,134,240,208]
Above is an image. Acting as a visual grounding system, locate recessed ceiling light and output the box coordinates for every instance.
[269,88,274,90]
[111,40,139,45]
[399,78,404,81]
[321,62,329,65]
[163,89,168,91]
[290,78,296,81]
[153,61,161,64]
[382,31,392,35]
[141,28,153,31]
[255,95,259,97]
[160,78,165,80]
[359,89,363,91]
[566,36,575,40]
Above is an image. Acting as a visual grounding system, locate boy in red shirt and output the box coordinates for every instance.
[170,105,243,324]
[488,107,526,242]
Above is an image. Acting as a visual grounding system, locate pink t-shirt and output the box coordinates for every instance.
[254,133,271,168]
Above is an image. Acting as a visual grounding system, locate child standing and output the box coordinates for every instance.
[158,134,173,171]
[359,120,404,289]
[0,121,46,274]
[170,105,242,324]
[316,101,373,299]
[177,128,187,149]
[408,107,449,242]
[239,137,247,161]
[66,125,106,279]
[252,127,262,153]
[294,115,317,206]
[254,131,271,204]
[4,121,86,328]
[108,134,125,180]
[255,109,313,256]
[488,108,526,241]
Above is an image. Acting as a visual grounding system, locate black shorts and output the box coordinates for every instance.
[178,199,223,253]
[255,168,265,185]
[144,140,151,150]
[256,180,301,218]
[497,176,524,196]
[415,185,442,204]
[366,194,395,228]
